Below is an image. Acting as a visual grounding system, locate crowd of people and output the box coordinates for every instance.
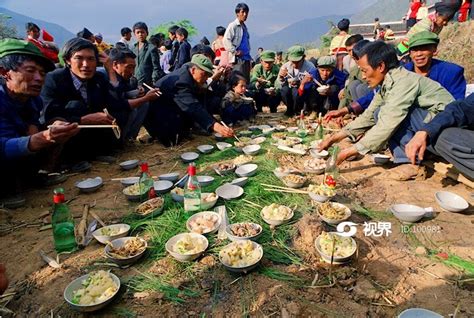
[0,0,472,209]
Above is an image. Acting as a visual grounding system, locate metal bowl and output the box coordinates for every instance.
[104,237,147,266]
[120,177,139,187]
[153,180,173,194]
[159,172,180,182]
[196,175,214,187]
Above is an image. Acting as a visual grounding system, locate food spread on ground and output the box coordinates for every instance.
[107,237,146,259]
[317,202,348,220]
[173,234,206,255]
[271,132,287,140]
[318,232,355,258]
[188,214,220,234]
[135,197,164,215]
[71,271,118,305]
[228,223,261,237]
[308,184,336,197]
[201,192,217,203]
[233,155,253,166]
[219,241,261,267]
[261,203,292,221]
[282,174,306,185]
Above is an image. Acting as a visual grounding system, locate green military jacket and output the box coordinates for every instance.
[339,66,366,109]
[343,67,454,154]
[250,63,280,90]
[132,41,163,86]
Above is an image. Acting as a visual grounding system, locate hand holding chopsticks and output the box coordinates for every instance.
[142,83,162,97]
[220,121,240,142]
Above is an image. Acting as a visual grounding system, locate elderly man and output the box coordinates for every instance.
[275,45,317,117]
[0,39,79,206]
[223,3,252,81]
[312,56,346,114]
[319,41,454,180]
[145,54,234,147]
[41,38,130,162]
[250,50,281,113]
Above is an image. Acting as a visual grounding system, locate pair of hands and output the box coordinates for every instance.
[323,108,349,128]
[318,131,358,165]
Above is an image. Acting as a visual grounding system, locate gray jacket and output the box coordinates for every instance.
[223,18,249,64]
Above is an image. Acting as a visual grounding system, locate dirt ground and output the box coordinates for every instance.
[1,113,474,318]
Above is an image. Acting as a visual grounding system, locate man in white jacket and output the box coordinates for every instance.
[223,3,251,81]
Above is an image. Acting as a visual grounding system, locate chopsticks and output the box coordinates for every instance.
[48,124,119,129]
[142,83,162,97]
[261,183,308,194]
[220,121,241,142]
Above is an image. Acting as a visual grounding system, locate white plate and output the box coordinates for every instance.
[216,184,244,200]
[181,152,199,163]
[435,191,469,213]
[235,163,258,177]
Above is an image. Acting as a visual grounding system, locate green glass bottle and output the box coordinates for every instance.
[52,188,77,253]
[139,162,154,202]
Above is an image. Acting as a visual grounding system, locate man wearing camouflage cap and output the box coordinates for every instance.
[250,50,281,113]
[145,54,234,146]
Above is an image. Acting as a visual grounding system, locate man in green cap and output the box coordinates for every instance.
[144,54,234,146]
[404,31,465,100]
[250,50,281,113]
[275,45,317,116]
[0,39,79,207]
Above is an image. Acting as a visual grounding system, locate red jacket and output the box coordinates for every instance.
[27,38,59,63]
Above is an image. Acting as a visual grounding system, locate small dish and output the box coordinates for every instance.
[200,192,219,210]
[251,137,266,144]
[119,159,139,170]
[216,184,244,200]
[214,163,236,176]
[214,133,225,141]
[235,163,258,177]
[153,180,173,194]
[92,224,130,244]
[230,177,249,187]
[135,197,165,217]
[120,177,139,186]
[104,237,147,266]
[316,202,352,225]
[181,152,199,163]
[397,308,443,318]
[165,233,208,262]
[75,177,103,193]
[196,175,214,187]
[159,172,180,182]
[310,149,329,159]
[260,204,294,226]
[435,191,469,213]
[317,85,330,94]
[389,204,432,223]
[186,211,221,235]
[216,142,232,151]
[197,144,214,154]
[226,223,263,241]
[219,240,263,273]
[171,187,184,202]
[315,232,357,264]
[242,144,261,156]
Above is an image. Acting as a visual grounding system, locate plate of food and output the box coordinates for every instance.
[166,233,208,262]
[304,158,326,174]
[233,154,254,166]
[123,183,147,201]
[261,203,294,226]
[200,192,219,210]
[316,202,351,225]
[135,197,165,217]
[226,222,263,241]
[308,184,336,202]
[315,231,357,264]
[104,236,147,266]
[186,211,221,235]
[64,270,120,312]
[92,224,130,244]
[281,174,307,188]
[219,240,263,273]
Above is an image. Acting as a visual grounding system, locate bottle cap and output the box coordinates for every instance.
[187,163,196,176]
[53,188,65,203]
[140,162,149,172]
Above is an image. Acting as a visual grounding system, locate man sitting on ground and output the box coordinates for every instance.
[250,50,281,113]
[319,41,454,180]
[312,56,347,115]
[144,54,234,147]
[0,39,79,206]
[405,93,474,180]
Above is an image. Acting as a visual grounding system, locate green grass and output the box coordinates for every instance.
[259,267,306,285]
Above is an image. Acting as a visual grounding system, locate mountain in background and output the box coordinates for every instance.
[0,7,74,46]
[252,15,345,51]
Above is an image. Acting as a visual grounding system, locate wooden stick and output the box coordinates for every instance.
[264,188,308,195]
[261,183,308,192]
[168,161,179,174]
[142,83,162,96]
[242,199,262,208]
[89,210,106,228]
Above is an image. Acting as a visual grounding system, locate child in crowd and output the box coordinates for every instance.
[160,40,173,73]
[221,72,256,125]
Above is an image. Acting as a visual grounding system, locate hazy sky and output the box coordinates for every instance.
[0,0,377,42]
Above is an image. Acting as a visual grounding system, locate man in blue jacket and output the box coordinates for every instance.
[312,56,347,114]
[405,93,474,179]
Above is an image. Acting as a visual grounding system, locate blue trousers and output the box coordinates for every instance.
[222,104,256,125]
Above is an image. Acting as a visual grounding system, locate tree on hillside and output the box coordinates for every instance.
[0,14,18,39]
[152,20,198,39]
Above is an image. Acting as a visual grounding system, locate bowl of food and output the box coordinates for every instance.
[242,145,261,156]
[165,233,208,262]
[271,132,287,140]
[310,149,329,159]
[435,191,469,213]
[226,222,263,241]
[275,125,287,132]
[120,177,139,187]
[104,236,147,266]
[216,142,232,151]
[197,144,214,154]
[287,126,298,133]
[75,177,103,193]
[261,127,275,135]
[304,158,326,174]
[196,175,214,187]
[261,203,294,226]
[216,184,244,200]
[235,163,258,177]
[186,211,221,235]
[233,155,253,166]
[92,224,130,244]
[273,166,298,179]
[316,85,330,94]
[64,270,120,312]
[201,192,219,210]
[219,240,263,273]
[214,162,236,175]
[372,154,391,165]
[230,177,249,187]
[251,137,266,144]
[238,130,253,137]
[315,231,357,264]
[171,187,184,202]
[282,174,307,188]
[119,159,139,170]
[122,183,146,201]
[135,197,165,217]
[316,202,351,225]
[159,172,180,182]
[181,152,199,163]
[389,204,431,223]
[308,184,336,203]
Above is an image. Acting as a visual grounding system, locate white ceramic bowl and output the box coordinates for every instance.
[75,177,103,193]
[287,127,298,133]
[235,163,258,177]
[214,133,224,140]
[119,159,139,170]
[186,211,222,235]
[310,149,329,159]
[135,197,165,217]
[397,308,443,318]
[275,125,287,132]
[200,192,219,210]
[165,233,208,262]
[197,144,214,154]
[282,175,306,189]
[159,172,180,182]
[390,204,430,223]
[315,232,357,264]
[317,202,351,225]
[214,163,236,176]
[219,241,263,273]
[216,142,232,151]
[92,224,130,244]
[260,205,294,226]
[317,85,330,94]
[181,152,199,163]
[64,272,120,312]
[309,191,335,203]
[171,187,184,202]
[216,184,244,200]
[153,180,173,194]
[435,191,469,213]
[261,127,275,135]
[196,175,214,187]
[122,184,143,202]
[120,177,139,187]
[242,144,261,156]
[104,236,147,266]
[230,177,249,187]
[226,223,263,241]
[372,154,391,165]
[251,137,266,144]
